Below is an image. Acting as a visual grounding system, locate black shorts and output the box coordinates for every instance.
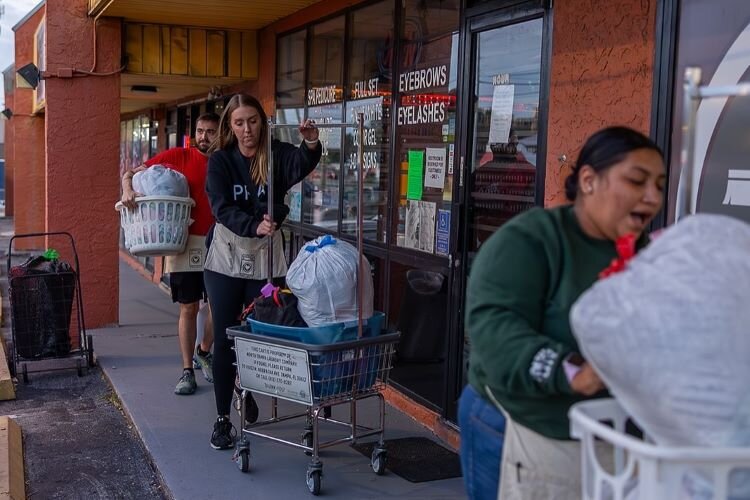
[169,272,207,304]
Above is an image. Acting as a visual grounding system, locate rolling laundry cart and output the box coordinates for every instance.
[7,232,94,382]
[569,67,750,500]
[227,115,401,495]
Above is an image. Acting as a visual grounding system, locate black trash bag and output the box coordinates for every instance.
[240,288,307,328]
[9,256,75,359]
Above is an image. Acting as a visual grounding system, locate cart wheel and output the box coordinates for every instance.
[86,334,95,367]
[21,364,28,384]
[306,470,321,495]
[302,430,313,455]
[7,343,15,378]
[236,449,250,473]
[371,449,387,475]
[77,359,84,377]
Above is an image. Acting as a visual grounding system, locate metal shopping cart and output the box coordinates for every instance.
[6,232,94,382]
[226,115,401,495]
[227,325,399,495]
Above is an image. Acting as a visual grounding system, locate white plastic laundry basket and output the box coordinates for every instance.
[115,195,194,256]
[569,399,750,500]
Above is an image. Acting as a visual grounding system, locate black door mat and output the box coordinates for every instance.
[351,437,462,483]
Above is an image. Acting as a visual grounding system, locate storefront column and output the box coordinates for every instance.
[44,0,121,327]
[12,7,47,248]
[544,0,656,206]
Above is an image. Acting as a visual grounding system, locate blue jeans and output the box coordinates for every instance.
[459,384,506,500]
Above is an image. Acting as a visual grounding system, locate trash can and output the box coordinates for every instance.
[396,270,447,362]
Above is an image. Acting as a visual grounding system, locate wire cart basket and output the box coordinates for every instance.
[6,232,94,382]
[228,327,400,495]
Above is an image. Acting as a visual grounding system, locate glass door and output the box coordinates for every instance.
[448,8,547,420]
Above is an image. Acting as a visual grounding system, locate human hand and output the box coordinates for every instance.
[256,214,277,236]
[570,362,606,396]
[299,119,319,143]
[121,188,142,211]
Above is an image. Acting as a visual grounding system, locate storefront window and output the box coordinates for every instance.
[393,0,460,254]
[343,1,394,242]
[120,115,151,170]
[277,30,306,108]
[468,18,542,251]
[304,16,345,231]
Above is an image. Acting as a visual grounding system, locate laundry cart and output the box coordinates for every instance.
[6,232,94,382]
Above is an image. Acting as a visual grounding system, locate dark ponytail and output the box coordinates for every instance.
[565,126,663,201]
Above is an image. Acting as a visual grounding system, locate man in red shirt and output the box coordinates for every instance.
[120,113,219,395]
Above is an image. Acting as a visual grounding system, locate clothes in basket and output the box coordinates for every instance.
[246,312,385,399]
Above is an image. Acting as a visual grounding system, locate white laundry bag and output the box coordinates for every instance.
[570,214,750,498]
[286,235,374,327]
[133,165,189,197]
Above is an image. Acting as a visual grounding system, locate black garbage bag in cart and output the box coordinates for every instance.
[9,255,75,359]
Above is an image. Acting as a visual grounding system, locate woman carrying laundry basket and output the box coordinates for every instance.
[460,126,666,499]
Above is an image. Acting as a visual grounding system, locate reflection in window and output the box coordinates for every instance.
[394,0,460,254]
[276,30,306,108]
[343,1,394,243]
[304,16,345,231]
[469,19,542,251]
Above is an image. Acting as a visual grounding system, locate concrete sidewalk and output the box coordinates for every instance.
[93,261,465,500]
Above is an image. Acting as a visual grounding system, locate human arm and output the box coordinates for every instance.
[205,151,268,238]
[274,120,323,190]
[120,165,148,210]
[466,221,582,399]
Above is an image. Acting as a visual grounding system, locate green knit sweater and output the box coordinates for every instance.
[466,205,646,440]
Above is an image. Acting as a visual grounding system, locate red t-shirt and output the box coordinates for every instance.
[144,147,213,236]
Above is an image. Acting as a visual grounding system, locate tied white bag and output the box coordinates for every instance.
[571,214,750,449]
[133,165,190,197]
[286,235,374,327]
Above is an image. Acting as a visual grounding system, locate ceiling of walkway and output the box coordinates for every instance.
[89,0,322,30]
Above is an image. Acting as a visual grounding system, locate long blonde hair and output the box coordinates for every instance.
[210,93,270,186]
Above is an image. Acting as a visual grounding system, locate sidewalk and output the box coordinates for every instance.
[93,261,466,500]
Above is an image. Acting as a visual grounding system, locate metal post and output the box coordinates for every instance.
[266,118,275,284]
[356,113,365,340]
[676,67,701,222]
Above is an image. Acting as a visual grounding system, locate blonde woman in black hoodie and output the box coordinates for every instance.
[204,93,321,450]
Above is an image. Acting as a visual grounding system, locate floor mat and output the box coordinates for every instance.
[351,437,462,483]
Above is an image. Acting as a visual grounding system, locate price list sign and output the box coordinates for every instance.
[235,338,313,405]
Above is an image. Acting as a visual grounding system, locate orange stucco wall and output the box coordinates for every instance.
[44,0,121,328]
[4,90,14,217]
[544,0,657,206]
[13,7,47,249]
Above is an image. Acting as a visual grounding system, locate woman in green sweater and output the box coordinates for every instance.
[458,126,666,500]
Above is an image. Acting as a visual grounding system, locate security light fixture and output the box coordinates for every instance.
[1,109,12,120]
[131,85,158,93]
[17,63,41,90]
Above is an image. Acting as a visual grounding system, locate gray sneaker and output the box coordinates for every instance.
[174,370,197,395]
[193,347,214,383]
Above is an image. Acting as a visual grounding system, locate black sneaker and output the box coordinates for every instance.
[233,385,259,425]
[210,416,236,450]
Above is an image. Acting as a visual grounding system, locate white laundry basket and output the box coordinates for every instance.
[115,195,194,256]
[569,398,750,500]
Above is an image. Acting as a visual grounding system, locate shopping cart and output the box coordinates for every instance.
[227,326,400,495]
[6,232,94,382]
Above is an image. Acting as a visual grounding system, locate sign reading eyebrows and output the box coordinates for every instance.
[397,64,450,126]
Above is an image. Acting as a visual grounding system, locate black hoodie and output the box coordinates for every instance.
[205,139,322,245]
